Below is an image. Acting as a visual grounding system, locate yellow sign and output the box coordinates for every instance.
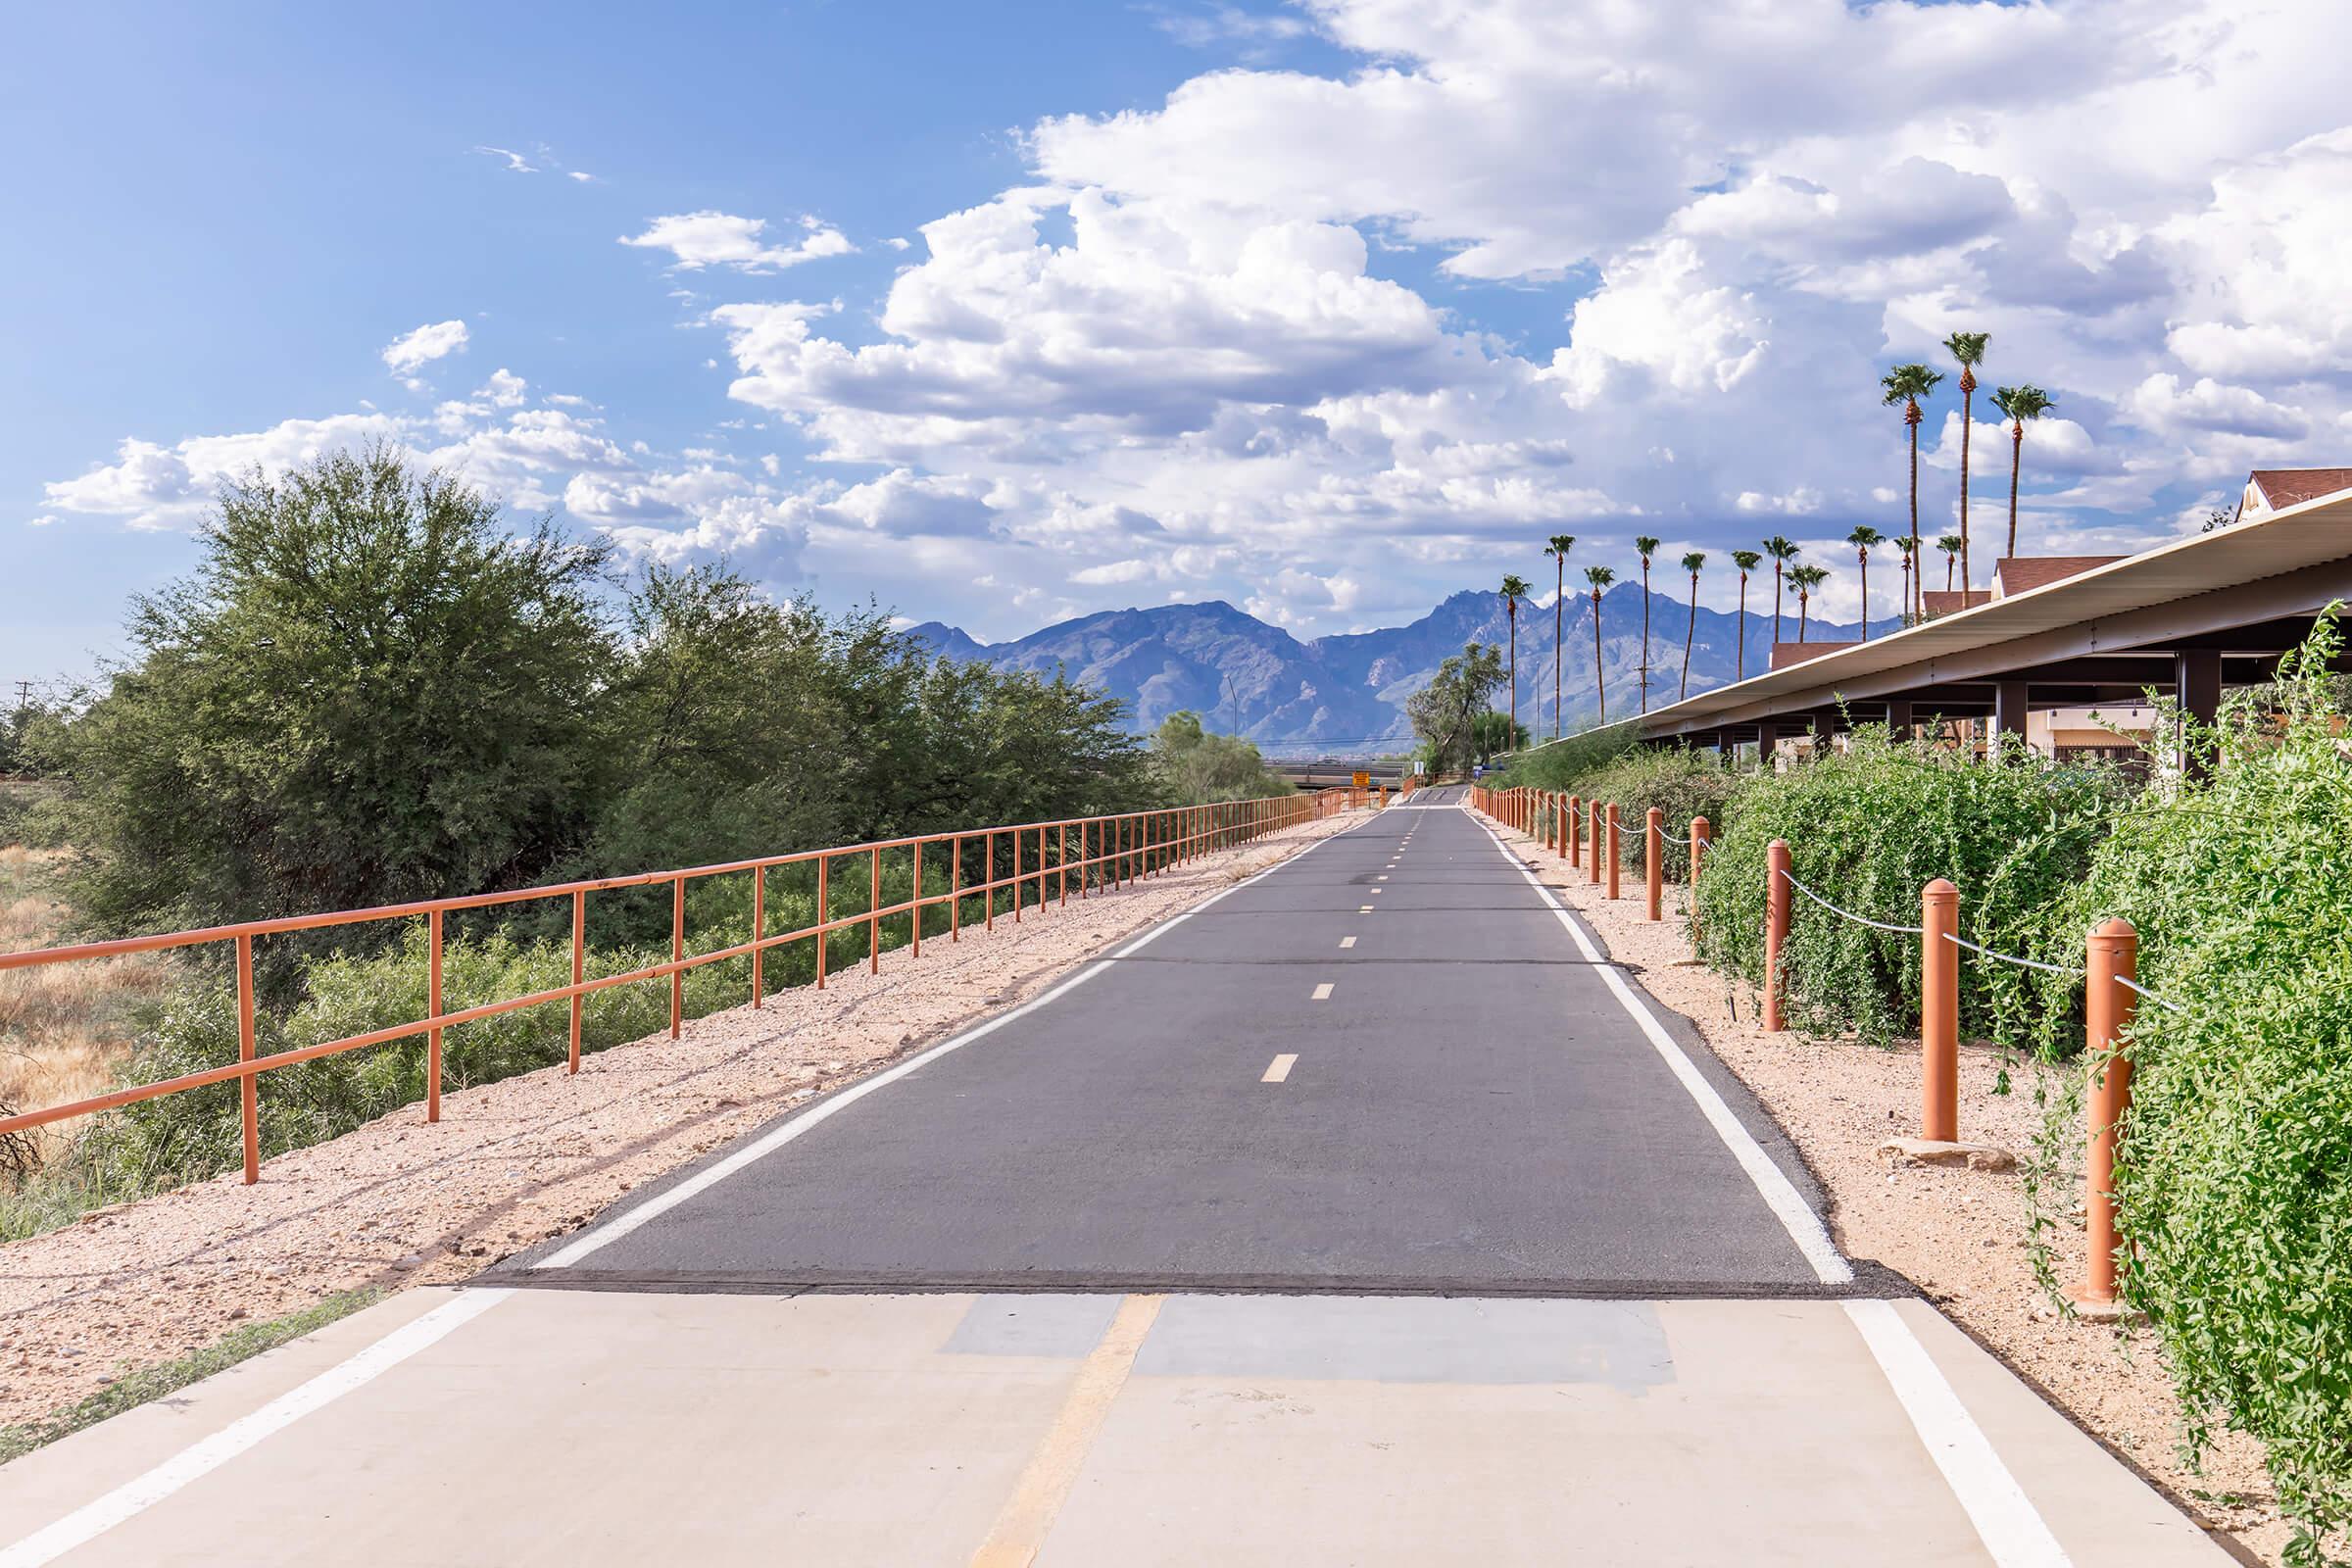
[1352,770,1370,789]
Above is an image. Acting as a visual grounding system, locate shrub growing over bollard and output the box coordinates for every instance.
[1690,725,2125,1046]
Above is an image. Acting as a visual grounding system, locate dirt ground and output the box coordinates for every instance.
[1482,809,2285,1566]
[0,811,1364,1431]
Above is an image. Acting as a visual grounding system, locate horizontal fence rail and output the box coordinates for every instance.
[1,786,1380,1185]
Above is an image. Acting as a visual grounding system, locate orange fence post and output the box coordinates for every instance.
[1921,880,1959,1143]
[984,832,995,929]
[1590,802,1605,885]
[669,875,685,1039]
[1689,817,1710,941]
[1569,795,1582,868]
[869,847,882,969]
[2075,917,2138,1310]
[952,836,963,937]
[1645,808,1663,921]
[1011,831,1023,923]
[911,843,923,956]
[237,932,258,1184]
[427,907,444,1124]
[1061,824,1070,904]
[817,852,831,986]
[1764,839,1790,1032]
[568,888,585,1072]
[752,864,766,1007]
[1606,804,1621,900]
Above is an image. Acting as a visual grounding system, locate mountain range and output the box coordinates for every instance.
[907,585,1863,758]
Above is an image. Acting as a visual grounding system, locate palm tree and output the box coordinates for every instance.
[1936,533,1962,594]
[1679,551,1706,701]
[1892,535,1918,627]
[1762,536,1799,647]
[1585,565,1616,723]
[1731,549,1762,679]
[1789,564,1829,643]
[1944,331,1989,593]
[1544,535,1575,740]
[1499,573,1530,745]
[1990,385,2056,559]
[1881,363,1944,619]
[1632,536,1660,711]
[1847,525,1884,639]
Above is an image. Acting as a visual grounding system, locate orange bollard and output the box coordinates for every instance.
[1645,808,1663,921]
[1764,839,1791,1032]
[2075,917,2138,1310]
[1689,816,1711,941]
[1569,795,1582,868]
[1921,880,1959,1143]
[1589,802,1604,886]
[1606,804,1621,900]
[1555,793,1568,858]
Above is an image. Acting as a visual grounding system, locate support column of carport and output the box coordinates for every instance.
[2175,648,2221,781]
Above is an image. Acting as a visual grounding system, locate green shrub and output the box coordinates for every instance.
[1536,748,1750,881]
[2043,623,2352,1558]
[1690,728,2127,1046]
[1497,721,1638,789]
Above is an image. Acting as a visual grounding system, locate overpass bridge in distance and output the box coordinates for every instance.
[1265,758,1409,790]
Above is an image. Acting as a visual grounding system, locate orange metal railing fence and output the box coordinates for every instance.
[1,787,1365,1185]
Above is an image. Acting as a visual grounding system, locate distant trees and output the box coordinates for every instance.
[1881,363,1943,619]
[1944,330,1989,593]
[1406,641,1505,775]
[1585,565,1616,723]
[1937,533,1963,595]
[1498,574,1530,743]
[1633,535,1660,712]
[1990,385,2057,559]
[1680,552,1706,701]
[1544,535,1575,742]
[1148,712,1293,804]
[1789,564,1829,642]
[1469,709,1528,765]
[1762,536,1799,647]
[1847,525,1884,639]
[1731,550,1762,680]
[37,447,1150,946]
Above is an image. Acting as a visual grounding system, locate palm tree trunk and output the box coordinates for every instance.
[1638,563,1650,713]
[1799,593,1810,643]
[1682,575,1697,700]
[1591,590,1606,723]
[1959,376,1975,594]
[2007,425,2023,559]
[1736,574,1748,680]
[1507,607,1517,744]
[1946,554,1955,594]
[1907,413,1922,619]
[1553,563,1564,742]
[1772,565,1784,647]
[1859,554,1870,640]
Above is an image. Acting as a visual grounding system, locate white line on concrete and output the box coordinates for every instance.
[0,1290,514,1568]
[1262,1054,1298,1083]
[1466,808,1853,1286]
[1358,905,1375,913]
[1339,936,1356,949]
[541,814,1373,1270]
[1845,1299,2073,1567]
[1311,982,1335,1001]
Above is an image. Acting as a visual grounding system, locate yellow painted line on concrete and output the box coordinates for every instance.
[968,1294,1163,1568]
[1262,1054,1297,1083]
[1339,936,1356,949]
[1312,982,1335,1000]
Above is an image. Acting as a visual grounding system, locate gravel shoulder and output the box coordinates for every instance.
[1482,810,2281,1566]
[0,812,1362,1431]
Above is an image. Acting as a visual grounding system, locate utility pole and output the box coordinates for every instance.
[11,680,29,710]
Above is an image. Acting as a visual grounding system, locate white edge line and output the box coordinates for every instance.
[539,811,1373,1269]
[1844,1300,2073,1567]
[1464,808,1853,1286]
[0,1289,514,1568]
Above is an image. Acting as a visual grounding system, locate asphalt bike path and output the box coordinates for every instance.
[0,791,2232,1567]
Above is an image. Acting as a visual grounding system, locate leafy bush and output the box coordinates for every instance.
[1539,748,1750,881]
[1690,728,2127,1047]
[1496,721,1638,789]
[2042,622,2352,1558]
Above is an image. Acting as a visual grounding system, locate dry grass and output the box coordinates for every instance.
[0,846,174,1167]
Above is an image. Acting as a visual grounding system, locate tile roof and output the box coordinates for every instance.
[2251,468,2352,510]
[1993,556,2126,595]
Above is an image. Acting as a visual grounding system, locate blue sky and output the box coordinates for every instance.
[9,0,2349,686]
